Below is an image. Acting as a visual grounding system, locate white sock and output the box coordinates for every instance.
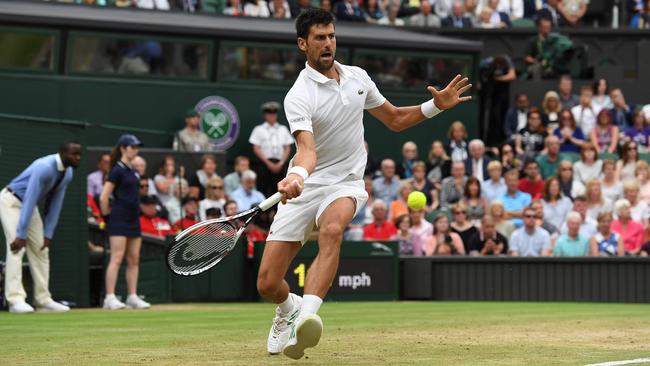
[278,293,294,313]
[300,295,323,316]
[105,294,116,300]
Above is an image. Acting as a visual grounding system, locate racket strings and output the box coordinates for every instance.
[167,222,239,274]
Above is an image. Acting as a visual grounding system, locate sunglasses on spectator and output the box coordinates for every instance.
[524,215,536,218]
[209,185,223,189]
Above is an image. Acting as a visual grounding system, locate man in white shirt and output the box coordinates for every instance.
[571,85,601,135]
[249,101,294,196]
[256,8,472,360]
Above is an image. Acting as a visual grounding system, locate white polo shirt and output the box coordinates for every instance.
[284,61,386,185]
[248,121,294,160]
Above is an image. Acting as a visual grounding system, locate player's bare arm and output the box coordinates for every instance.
[368,74,473,132]
[277,130,316,204]
[99,181,115,216]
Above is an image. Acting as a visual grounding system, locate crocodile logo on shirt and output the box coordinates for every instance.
[357,90,364,95]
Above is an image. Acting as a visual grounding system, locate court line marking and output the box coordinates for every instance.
[586,358,650,366]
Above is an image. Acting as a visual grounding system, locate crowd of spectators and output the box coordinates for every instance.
[46,0,650,29]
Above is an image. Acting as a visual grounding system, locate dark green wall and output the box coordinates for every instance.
[0,72,478,165]
[0,115,89,307]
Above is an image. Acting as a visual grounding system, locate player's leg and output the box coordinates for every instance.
[0,190,31,312]
[124,236,149,309]
[104,235,127,309]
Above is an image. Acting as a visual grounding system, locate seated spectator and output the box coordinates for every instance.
[409,0,441,27]
[490,200,516,239]
[616,141,639,182]
[461,177,488,225]
[590,109,619,154]
[482,161,507,204]
[504,93,530,143]
[573,143,603,187]
[230,170,265,211]
[289,0,312,17]
[136,0,171,10]
[558,160,584,199]
[224,199,238,217]
[560,195,598,239]
[585,179,613,221]
[442,1,473,28]
[173,108,210,152]
[611,199,644,255]
[244,0,270,17]
[445,121,469,162]
[389,181,412,223]
[600,160,623,203]
[154,155,189,224]
[269,0,291,18]
[571,85,601,136]
[436,0,455,18]
[363,0,385,22]
[140,195,173,238]
[396,141,418,179]
[542,91,562,131]
[508,207,552,256]
[467,215,508,256]
[553,211,589,256]
[363,200,397,240]
[199,176,226,221]
[409,207,434,256]
[373,159,401,203]
[463,0,479,22]
[411,161,438,211]
[205,207,222,220]
[224,156,249,196]
[542,176,573,230]
[450,202,479,252]
[636,161,650,204]
[425,140,451,188]
[515,108,548,162]
[378,3,405,25]
[557,0,587,26]
[477,0,523,20]
[536,135,562,179]
[629,0,650,28]
[427,214,466,255]
[334,0,367,21]
[173,197,200,232]
[500,142,520,172]
[500,169,532,227]
[623,110,650,153]
[622,180,650,223]
[139,176,168,220]
[132,156,156,196]
[531,199,559,236]
[440,161,467,208]
[485,0,512,27]
[554,109,586,153]
[609,88,634,130]
[88,153,110,198]
[518,160,545,200]
[87,193,104,227]
[189,154,221,199]
[590,211,624,256]
[223,0,245,15]
[537,0,566,27]
[391,214,414,255]
[465,139,490,182]
[591,78,613,111]
[524,16,556,79]
[557,74,580,110]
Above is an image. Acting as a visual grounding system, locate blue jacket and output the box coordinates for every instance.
[7,154,73,240]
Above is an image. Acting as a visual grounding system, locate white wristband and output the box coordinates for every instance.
[288,166,309,180]
[421,99,442,119]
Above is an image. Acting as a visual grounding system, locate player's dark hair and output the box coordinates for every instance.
[59,140,81,153]
[295,8,334,40]
[109,147,122,168]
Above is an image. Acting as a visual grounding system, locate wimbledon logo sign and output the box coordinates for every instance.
[195,96,240,151]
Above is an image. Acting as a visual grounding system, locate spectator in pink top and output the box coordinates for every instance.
[611,199,644,255]
[427,214,466,255]
[408,208,434,256]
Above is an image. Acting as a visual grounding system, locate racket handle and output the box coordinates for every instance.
[258,192,283,211]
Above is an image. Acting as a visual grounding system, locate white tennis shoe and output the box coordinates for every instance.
[267,293,302,355]
[103,294,126,310]
[9,301,34,314]
[37,300,70,313]
[125,295,151,309]
[282,313,323,360]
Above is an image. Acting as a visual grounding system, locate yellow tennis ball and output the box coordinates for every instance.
[407,191,427,210]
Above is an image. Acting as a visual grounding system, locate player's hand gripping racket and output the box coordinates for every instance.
[166,192,282,276]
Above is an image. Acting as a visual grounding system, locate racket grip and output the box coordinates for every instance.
[258,192,283,211]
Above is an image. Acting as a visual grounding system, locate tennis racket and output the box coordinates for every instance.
[166,192,282,276]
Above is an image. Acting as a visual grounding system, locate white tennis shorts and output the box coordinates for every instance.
[267,179,368,244]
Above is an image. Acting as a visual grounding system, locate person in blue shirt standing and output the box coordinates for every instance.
[99,134,150,310]
[0,141,81,313]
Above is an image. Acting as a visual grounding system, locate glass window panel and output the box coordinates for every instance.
[220,45,345,82]
[354,51,472,89]
[67,35,209,79]
[0,30,55,70]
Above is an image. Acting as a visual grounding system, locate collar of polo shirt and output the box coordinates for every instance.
[55,153,65,172]
[304,61,347,84]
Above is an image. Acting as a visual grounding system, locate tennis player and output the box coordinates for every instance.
[257,9,472,359]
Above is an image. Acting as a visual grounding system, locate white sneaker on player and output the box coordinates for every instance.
[125,294,151,309]
[9,301,34,314]
[267,293,302,355]
[37,300,70,313]
[282,314,323,360]
[103,294,126,310]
